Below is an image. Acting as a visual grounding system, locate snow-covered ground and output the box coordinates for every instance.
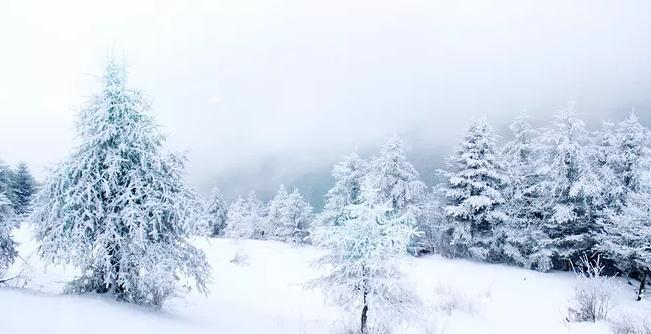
[1,224,649,334]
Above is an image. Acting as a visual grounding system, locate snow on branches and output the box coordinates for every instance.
[30,59,210,308]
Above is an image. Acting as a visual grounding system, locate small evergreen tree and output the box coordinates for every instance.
[0,193,16,277]
[271,188,314,244]
[317,153,367,227]
[415,192,450,256]
[12,162,37,215]
[438,118,507,261]
[0,161,17,210]
[366,136,427,253]
[203,187,228,237]
[367,136,426,216]
[266,184,290,235]
[310,192,419,333]
[30,59,209,308]
[224,191,266,240]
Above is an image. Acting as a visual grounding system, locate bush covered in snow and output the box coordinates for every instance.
[566,256,615,322]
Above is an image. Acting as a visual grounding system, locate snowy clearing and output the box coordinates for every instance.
[2,224,649,334]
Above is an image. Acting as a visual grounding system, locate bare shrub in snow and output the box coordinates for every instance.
[230,240,249,265]
[432,283,478,315]
[611,315,651,334]
[0,254,33,289]
[566,255,615,322]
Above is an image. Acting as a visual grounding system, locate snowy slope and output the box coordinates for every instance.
[1,224,649,334]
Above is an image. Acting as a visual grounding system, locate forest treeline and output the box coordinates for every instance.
[0,59,649,318]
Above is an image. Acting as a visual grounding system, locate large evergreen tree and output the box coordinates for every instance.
[12,162,37,215]
[535,107,602,270]
[595,113,651,299]
[30,59,209,308]
[598,186,651,301]
[438,119,507,261]
[499,116,549,270]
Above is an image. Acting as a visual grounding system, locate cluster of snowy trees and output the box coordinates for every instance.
[305,109,651,329]
[1,57,648,317]
[203,108,650,297]
[0,161,38,216]
[213,185,315,244]
[0,161,37,278]
[313,137,427,252]
[435,108,651,299]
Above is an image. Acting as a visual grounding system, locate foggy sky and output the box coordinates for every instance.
[1,0,651,206]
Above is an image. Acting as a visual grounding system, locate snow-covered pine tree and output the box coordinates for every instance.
[224,196,254,240]
[610,112,650,206]
[203,187,228,237]
[310,190,419,333]
[599,182,651,301]
[535,106,603,270]
[593,121,623,212]
[438,118,507,261]
[366,136,427,253]
[0,192,16,277]
[30,59,210,308]
[499,115,550,270]
[266,184,290,237]
[0,161,17,210]
[224,191,266,240]
[272,188,314,244]
[596,113,651,298]
[12,162,37,215]
[317,153,367,227]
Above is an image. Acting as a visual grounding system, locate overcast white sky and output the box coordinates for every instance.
[1,0,650,201]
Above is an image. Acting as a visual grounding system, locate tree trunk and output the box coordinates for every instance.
[360,290,368,334]
[637,269,647,301]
